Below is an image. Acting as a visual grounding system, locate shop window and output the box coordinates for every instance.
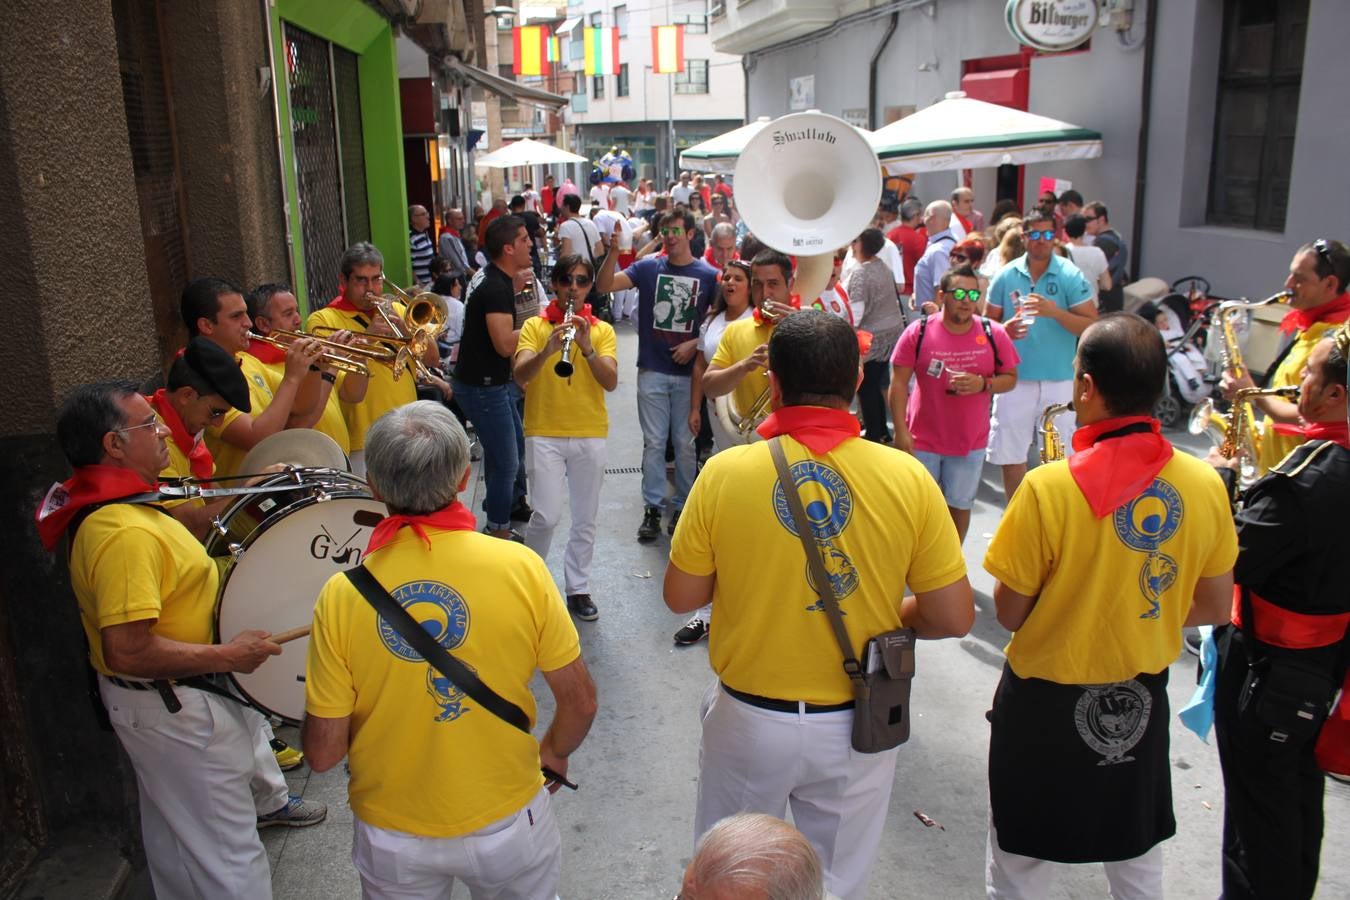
[1207,0,1307,231]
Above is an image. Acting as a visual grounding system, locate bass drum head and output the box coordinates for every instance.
[216,492,386,724]
[204,469,362,558]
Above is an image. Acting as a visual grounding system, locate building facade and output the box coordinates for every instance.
[714,0,1349,302]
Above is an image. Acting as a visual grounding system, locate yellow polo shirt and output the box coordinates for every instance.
[250,356,351,453]
[517,316,617,438]
[307,303,417,451]
[69,504,219,676]
[670,431,966,704]
[710,317,774,423]
[204,354,279,479]
[305,528,580,838]
[1257,320,1340,472]
[984,452,1237,684]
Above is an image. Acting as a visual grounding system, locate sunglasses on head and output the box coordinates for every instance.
[1025,229,1055,242]
[1313,238,1334,267]
[945,287,981,302]
[558,274,592,287]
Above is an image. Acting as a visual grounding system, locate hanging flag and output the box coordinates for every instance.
[546,35,561,63]
[513,26,548,76]
[651,25,685,74]
[584,27,619,76]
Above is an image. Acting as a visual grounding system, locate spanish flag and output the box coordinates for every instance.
[584,27,619,76]
[651,25,685,74]
[513,26,548,76]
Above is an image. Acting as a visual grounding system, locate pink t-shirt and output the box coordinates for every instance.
[891,316,1020,456]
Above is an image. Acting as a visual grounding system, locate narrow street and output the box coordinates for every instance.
[251,323,1350,899]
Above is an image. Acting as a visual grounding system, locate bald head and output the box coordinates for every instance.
[681,814,824,900]
[924,200,952,230]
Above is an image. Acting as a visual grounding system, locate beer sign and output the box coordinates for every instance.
[1005,0,1098,53]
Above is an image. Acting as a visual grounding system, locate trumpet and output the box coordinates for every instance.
[554,296,578,377]
[248,331,371,377]
[310,283,447,381]
[1038,402,1074,463]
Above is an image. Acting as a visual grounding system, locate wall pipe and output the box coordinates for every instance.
[868,12,899,130]
[1129,0,1158,282]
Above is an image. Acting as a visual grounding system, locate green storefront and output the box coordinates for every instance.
[270,0,410,312]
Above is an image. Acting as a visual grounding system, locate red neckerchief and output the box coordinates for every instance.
[757,405,860,454]
[542,300,597,325]
[245,337,287,366]
[752,295,802,325]
[35,465,159,551]
[147,389,214,481]
[1300,420,1350,449]
[1279,292,1350,335]
[441,227,460,239]
[1067,416,1174,519]
[326,289,360,314]
[366,501,478,553]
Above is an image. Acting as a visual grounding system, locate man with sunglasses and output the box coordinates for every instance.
[985,211,1097,500]
[890,264,1019,543]
[1222,239,1350,474]
[597,208,718,541]
[1082,202,1126,312]
[513,255,619,622]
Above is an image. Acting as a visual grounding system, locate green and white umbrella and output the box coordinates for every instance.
[868,91,1102,171]
[679,116,873,174]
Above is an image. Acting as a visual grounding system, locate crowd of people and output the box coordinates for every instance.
[33,161,1350,900]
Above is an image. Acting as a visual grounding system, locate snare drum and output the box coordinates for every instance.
[211,469,386,723]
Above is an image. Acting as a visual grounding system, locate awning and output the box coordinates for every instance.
[444,57,568,108]
[556,16,582,35]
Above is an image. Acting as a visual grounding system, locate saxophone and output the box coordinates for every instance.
[1222,386,1300,486]
[1038,402,1074,463]
[1212,290,1291,375]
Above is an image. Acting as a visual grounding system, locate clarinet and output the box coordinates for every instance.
[554,296,578,377]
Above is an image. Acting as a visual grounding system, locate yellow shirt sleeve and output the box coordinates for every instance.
[668,453,720,577]
[1198,474,1240,578]
[592,321,618,360]
[903,468,969,593]
[532,560,583,672]
[983,476,1051,598]
[84,522,167,629]
[304,578,357,719]
[518,317,550,356]
[709,326,737,369]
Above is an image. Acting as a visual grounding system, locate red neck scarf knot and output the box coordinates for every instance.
[542,300,597,325]
[757,405,860,454]
[366,501,478,554]
[1280,292,1350,335]
[1067,415,1174,518]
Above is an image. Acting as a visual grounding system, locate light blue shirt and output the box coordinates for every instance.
[989,253,1093,382]
[913,229,956,305]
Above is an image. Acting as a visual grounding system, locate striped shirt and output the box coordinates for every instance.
[410,230,434,286]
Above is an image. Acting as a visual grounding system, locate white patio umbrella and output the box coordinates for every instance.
[868,91,1102,172]
[679,116,874,174]
[474,138,588,168]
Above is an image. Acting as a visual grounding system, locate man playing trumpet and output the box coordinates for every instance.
[1222,239,1350,473]
[513,255,619,622]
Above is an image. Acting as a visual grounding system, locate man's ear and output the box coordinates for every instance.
[769,370,785,410]
[457,466,472,493]
[102,430,125,462]
[366,473,382,502]
[197,316,214,336]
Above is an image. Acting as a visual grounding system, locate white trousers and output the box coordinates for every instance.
[986,379,1076,465]
[250,713,289,816]
[695,682,900,900]
[352,787,561,900]
[523,436,605,595]
[985,818,1164,900]
[101,678,272,899]
[615,287,639,320]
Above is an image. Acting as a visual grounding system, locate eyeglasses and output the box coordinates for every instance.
[1083,215,1099,222]
[116,417,164,436]
[945,287,981,302]
[558,275,593,287]
[1025,230,1055,242]
[661,228,685,237]
[351,273,385,287]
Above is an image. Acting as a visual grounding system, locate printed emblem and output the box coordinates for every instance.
[378,580,470,662]
[1112,479,1184,620]
[1074,680,1152,765]
[653,274,700,334]
[772,461,860,607]
[426,663,473,723]
[251,374,267,390]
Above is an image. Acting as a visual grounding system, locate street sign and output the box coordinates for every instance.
[1005,0,1098,53]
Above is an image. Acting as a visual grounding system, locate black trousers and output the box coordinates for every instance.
[1213,625,1326,900]
[858,360,891,442]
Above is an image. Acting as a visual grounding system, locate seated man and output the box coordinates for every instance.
[302,402,598,899]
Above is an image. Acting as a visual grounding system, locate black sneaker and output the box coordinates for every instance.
[673,616,708,645]
[510,498,534,523]
[567,593,599,621]
[1183,631,1203,657]
[637,506,661,542]
[667,509,681,535]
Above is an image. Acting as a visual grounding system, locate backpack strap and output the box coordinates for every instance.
[980,316,1002,371]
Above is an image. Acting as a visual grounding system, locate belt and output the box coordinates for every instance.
[721,683,854,715]
[103,673,244,714]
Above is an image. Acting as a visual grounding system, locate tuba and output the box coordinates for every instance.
[1038,402,1074,463]
[712,111,882,444]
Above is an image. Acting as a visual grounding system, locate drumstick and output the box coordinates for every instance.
[271,625,311,645]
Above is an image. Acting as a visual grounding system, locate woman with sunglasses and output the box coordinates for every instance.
[675,259,754,645]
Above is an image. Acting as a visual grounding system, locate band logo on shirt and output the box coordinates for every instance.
[653,274,700,334]
[771,461,860,607]
[379,580,473,723]
[1111,479,1183,620]
[1073,680,1152,765]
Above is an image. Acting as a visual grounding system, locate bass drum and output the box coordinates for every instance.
[210,470,386,724]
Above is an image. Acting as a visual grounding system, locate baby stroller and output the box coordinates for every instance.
[1136,276,1223,428]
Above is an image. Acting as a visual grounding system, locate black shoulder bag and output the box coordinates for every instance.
[768,438,916,753]
[344,564,531,733]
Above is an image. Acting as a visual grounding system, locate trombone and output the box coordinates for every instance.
[309,282,448,381]
[248,331,372,377]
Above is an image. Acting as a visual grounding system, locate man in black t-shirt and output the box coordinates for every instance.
[453,215,533,539]
[1084,202,1128,313]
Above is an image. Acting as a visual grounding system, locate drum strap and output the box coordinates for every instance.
[345,565,532,733]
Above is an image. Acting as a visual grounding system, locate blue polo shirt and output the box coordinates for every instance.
[989,253,1093,382]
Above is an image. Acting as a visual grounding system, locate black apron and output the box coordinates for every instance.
[988,663,1175,863]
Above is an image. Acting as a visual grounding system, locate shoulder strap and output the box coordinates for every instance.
[344,565,531,733]
[768,438,865,687]
[980,316,1002,370]
[914,314,929,362]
